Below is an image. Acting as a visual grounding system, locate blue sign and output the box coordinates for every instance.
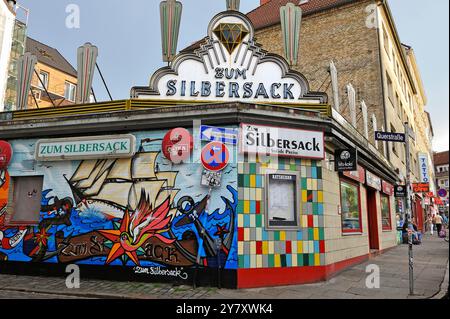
[200,125,238,145]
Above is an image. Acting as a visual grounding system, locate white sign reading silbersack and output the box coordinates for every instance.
[240,124,325,159]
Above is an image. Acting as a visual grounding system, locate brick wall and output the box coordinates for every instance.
[255,0,385,154]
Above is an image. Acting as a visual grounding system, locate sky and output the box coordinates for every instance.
[16,0,449,152]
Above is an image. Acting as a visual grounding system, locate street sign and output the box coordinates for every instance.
[412,183,429,193]
[201,169,222,188]
[335,149,358,172]
[438,188,448,198]
[200,125,238,145]
[394,185,406,198]
[201,142,230,172]
[375,131,406,143]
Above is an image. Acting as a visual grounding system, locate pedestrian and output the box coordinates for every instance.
[426,214,434,235]
[433,213,443,236]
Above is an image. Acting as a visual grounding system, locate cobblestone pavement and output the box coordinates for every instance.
[0,234,447,299]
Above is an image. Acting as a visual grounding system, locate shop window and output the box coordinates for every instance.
[9,176,43,225]
[265,170,300,230]
[340,178,362,234]
[381,194,392,231]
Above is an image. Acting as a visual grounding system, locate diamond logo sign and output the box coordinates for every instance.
[213,23,249,54]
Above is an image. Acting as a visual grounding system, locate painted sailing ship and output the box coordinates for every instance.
[65,150,179,220]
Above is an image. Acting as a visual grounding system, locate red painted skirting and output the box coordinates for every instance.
[237,253,370,289]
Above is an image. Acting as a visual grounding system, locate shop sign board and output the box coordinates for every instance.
[240,123,324,159]
[200,125,238,145]
[412,183,430,193]
[343,166,366,184]
[366,171,382,191]
[335,149,358,172]
[132,12,327,106]
[374,131,406,143]
[418,153,430,183]
[35,135,136,161]
[382,181,394,196]
[394,185,406,198]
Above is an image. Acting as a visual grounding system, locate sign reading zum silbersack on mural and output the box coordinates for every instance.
[240,123,325,159]
[35,135,136,161]
[131,11,327,105]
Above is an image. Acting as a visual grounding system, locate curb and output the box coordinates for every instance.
[432,261,449,299]
[0,286,156,299]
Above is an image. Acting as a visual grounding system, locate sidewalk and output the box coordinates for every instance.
[0,234,448,299]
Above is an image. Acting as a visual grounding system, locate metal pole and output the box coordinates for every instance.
[404,121,414,295]
[34,70,56,107]
[95,63,113,101]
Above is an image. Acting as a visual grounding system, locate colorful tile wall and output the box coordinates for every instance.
[238,157,325,269]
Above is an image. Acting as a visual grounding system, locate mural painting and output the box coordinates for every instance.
[0,130,238,274]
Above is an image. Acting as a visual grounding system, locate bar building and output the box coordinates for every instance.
[0,3,429,288]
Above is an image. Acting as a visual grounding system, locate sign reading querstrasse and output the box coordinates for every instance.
[374,131,406,143]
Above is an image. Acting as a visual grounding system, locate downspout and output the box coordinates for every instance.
[375,0,391,164]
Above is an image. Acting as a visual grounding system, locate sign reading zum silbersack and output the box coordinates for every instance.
[35,135,136,161]
[240,123,324,159]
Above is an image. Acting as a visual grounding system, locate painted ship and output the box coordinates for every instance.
[65,150,179,220]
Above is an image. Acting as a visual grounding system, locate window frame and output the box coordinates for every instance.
[380,193,392,231]
[38,71,49,90]
[264,169,301,231]
[339,177,363,235]
[64,81,76,102]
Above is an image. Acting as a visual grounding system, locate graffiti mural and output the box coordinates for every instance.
[0,129,238,272]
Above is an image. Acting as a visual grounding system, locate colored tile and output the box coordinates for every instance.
[301,178,307,189]
[268,254,275,268]
[250,241,256,255]
[244,201,250,214]
[269,241,274,254]
[238,174,244,187]
[314,228,319,241]
[256,201,261,214]
[297,254,304,266]
[238,242,244,255]
[308,215,314,228]
[238,228,244,241]
[250,255,256,268]
[243,215,250,227]
[291,253,297,267]
[256,175,262,188]
[311,167,317,179]
[249,228,256,241]
[244,175,250,187]
[303,241,309,253]
[257,255,263,268]
[256,241,263,255]
[250,201,256,214]
[238,214,244,227]
[274,254,281,267]
[302,190,308,203]
[319,240,325,253]
[244,255,250,268]
[244,228,250,241]
[280,231,286,241]
[250,214,256,227]
[309,241,314,253]
[314,241,320,253]
[286,254,292,267]
[280,254,287,267]
[255,214,262,227]
[309,254,315,266]
[317,167,322,179]
[239,256,245,268]
[297,231,303,240]
[262,230,268,241]
[274,231,280,241]
[318,191,323,203]
[319,228,325,240]
[262,241,269,255]
[297,241,303,254]
[303,254,309,266]
[250,175,256,188]
[249,163,257,174]
[285,241,292,254]
[256,228,262,241]
[237,201,244,214]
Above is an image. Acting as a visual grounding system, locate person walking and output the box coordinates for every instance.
[426,214,434,235]
[433,213,443,236]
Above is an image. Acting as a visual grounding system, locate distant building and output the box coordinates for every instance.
[25,37,77,109]
[0,0,16,112]
[434,151,449,212]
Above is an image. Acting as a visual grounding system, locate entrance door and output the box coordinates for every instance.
[366,188,380,250]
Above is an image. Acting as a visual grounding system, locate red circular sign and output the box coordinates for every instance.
[0,140,12,169]
[201,142,229,172]
[162,128,193,164]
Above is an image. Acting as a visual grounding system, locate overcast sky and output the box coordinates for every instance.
[16,0,449,152]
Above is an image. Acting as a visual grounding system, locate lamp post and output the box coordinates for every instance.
[404,121,414,295]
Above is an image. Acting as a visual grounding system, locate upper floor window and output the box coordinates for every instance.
[386,73,394,103]
[38,71,49,90]
[383,26,390,56]
[64,82,76,102]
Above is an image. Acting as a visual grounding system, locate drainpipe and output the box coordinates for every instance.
[375,0,391,165]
